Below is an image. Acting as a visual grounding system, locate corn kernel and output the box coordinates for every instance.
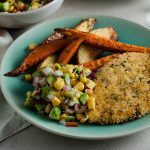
[60,114,68,120]
[85,89,93,95]
[54,63,61,70]
[29,43,37,50]
[8,5,14,12]
[71,79,77,86]
[80,115,89,123]
[76,114,84,120]
[87,97,95,110]
[73,82,84,91]
[69,72,75,78]
[52,97,61,106]
[80,76,87,83]
[54,77,65,91]
[32,4,39,9]
[75,92,80,98]
[25,74,32,81]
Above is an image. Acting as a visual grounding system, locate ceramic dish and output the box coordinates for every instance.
[1,16,150,139]
[0,0,64,28]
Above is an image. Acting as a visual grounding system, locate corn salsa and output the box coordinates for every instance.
[24,63,96,126]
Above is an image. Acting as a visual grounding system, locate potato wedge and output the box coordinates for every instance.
[75,18,96,32]
[37,55,56,70]
[77,27,118,64]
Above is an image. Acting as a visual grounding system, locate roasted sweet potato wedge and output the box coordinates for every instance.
[5,39,71,76]
[57,38,83,64]
[55,28,150,53]
[82,53,119,71]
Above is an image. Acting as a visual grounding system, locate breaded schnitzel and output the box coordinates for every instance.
[88,52,150,124]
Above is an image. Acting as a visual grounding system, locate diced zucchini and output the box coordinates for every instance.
[24,91,33,107]
[65,116,76,122]
[32,71,42,77]
[41,86,50,98]
[47,75,56,87]
[64,88,77,99]
[35,104,45,114]
[79,93,89,105]
[49,106,61,120]
[86,79,96,89]
[64,73,71,86]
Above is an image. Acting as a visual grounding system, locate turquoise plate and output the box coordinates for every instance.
[1,16,150,140]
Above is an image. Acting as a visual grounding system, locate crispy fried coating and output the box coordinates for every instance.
[88,52,150,124]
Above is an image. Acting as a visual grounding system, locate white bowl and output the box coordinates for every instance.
[0,0,64,28]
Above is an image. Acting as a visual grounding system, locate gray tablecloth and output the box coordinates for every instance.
[0,29,30,142]
[1,0,150,149]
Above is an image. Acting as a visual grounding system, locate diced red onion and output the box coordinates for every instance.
[63,85,70,91]
[86,70,91,77]
[32,77,40,88]
[42,67,53,76]
[65,78,70,86]
[65,108,74,114]
[64,98,69,104]
[88,71,95,79]
[74,103,81,112]
[76,106,85,113]
[80,69,84,75]
[38,77,47,86]
[54,70,63,77]
[33,89,41,96]
[59,120,66,126]
[35,96,40,100]
[68,100,76,106]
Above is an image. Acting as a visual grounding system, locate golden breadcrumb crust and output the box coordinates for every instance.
[88,52,150,124]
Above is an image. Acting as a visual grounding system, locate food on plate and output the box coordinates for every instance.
[57,18,96,64]
[24,64,96,126]
[57,38,83,64]
[82,53,119,71]
[42,32,64,44]
[4,18,150,127]
[77,27,118,64]
[5,39,71,76]
[0,0,53,13]
[37,55,56,70]
[75,18,96,32]
[43,17,96,45]
[88,52,150,124]
[55,28,150,53]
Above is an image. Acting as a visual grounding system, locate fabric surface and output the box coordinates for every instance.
[0,29,30,142]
